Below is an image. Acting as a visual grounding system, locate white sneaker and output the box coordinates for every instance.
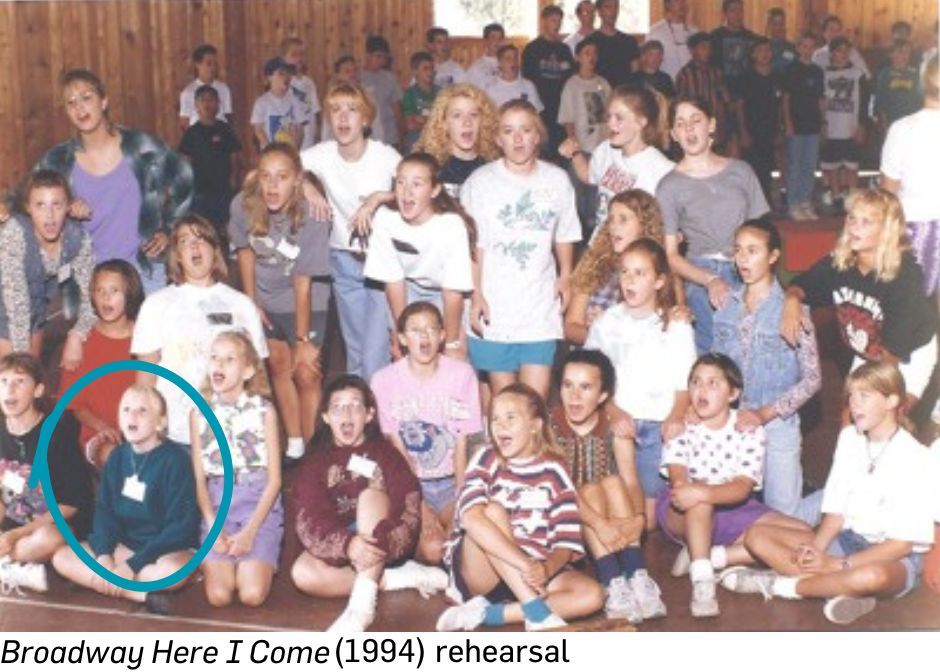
[717,566,776,600]
[690,579,720,618]
[604,576,643,623]
[326,576,377,634]
[382,560,448,598]
[525,611,567,631]
[821,190,835,207]
[0,559,48,594]
[436,595,489,631]
[670,546,691,577]
[800,203,819,219]
[823,595,877,625]
[630,570,667,620]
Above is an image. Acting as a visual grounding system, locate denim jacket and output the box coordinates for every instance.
[713,280,802,414]
[33,127,193,273]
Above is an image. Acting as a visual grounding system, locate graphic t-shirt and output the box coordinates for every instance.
[589,143,675,229]
[460,160,582,341]
[709,26,760,98]
[557,74,612,152]
[371,357,482,480]
[794,252,937,362]
[250,91,306,146]
[198,393,272,477]
[439,156,485,199]
[521,37,576,124]
[823,64,866,139]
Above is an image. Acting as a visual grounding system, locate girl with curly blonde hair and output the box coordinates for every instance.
[565,189,666,345]
[782,188,938,404]
[414,83,499,198]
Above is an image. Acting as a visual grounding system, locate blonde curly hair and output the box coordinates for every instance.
[414,83,500,164]
[832,188,909,282]
[571,189,665,295]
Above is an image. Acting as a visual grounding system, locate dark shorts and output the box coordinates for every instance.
[263,310,327,347]
[820,138,860,169]
[655,489,773,546]
[449,536,517,604]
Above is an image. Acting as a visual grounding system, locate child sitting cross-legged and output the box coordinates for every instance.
[550,349,666,624]
[720,362,936,625]
[657,353,810,618]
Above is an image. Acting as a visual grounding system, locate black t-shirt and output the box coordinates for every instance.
[782,60,825,134]
[795,253,938,362]
[179,120,242,196]
[709,26,760,99]
[626,70,676,98]
[522,37,576,123]
[740,71,780,140]
[439,155,485,199]
[592,31,640,88]
[0,411,93,538]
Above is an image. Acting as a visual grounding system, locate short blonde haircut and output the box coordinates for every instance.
[498,99,547,146]
[845,361,906,404]
[166,215,228,285]
[120,384,169,438]
[324,82,377,129]
[832,189,909,282]
[414,83,500,164]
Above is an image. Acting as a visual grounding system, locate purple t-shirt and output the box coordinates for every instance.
[71,158,143,264]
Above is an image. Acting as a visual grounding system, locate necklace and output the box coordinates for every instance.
[865,429,898,474]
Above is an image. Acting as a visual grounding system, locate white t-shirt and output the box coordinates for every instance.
[250,91,306,147]
[460,160,581,341]
[300,139,401,251]
[130,283,268,445]
[485,77,545,112]
[360,69,404,146]
[289,75,321,150]
[645,20,699,80]
[467,55,500,92]
[557,74,612,153]
[179,79,233,126]
[812,45,871,78]
[589,142,675,229]
[823,64,866,140]
[363,208,474,292]
[880,109,940,222]
[434,59,468,88]
[822,426,934,551]
[660,411,766,489]
[585,307,696,421]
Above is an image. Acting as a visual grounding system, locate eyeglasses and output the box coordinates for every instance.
[405,326,442,337]
[327,400,366,417]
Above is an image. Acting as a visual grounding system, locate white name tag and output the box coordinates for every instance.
[518,488,551,510]
[347,453,377,479]
[122,475,147,502]
[57,263,72,284]
[449,399,471,421]
[2,470,26,496]
[276,238,301,260]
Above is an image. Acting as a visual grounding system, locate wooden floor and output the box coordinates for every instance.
[3,232,939,633]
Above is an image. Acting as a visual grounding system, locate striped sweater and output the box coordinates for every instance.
[445,446,583,566]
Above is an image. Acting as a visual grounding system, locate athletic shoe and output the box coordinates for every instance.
[327,576,378,633]
[789,205,811,221]
[690,579,720,618]
[717,566,776,600]
[800,203,819,219]
[630,569,667,620]
[382,560,448,598]
[670,546,691,577]
[144,591,173,616]
[0,559,48,594]
[525,611,567,631]
[823,595,877,625]
[604,576,642,623]
[821,190,835,208]
[436,595,490,631]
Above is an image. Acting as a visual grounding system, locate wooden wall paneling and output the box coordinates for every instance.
[16,2,55,176]
[0,2,25,189]
[223,0,250,150]
[119,1,155,138]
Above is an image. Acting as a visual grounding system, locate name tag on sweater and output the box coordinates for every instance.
[122,475,147,502]
[347,454,377,479]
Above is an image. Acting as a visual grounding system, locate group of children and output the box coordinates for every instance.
[0,0,939,633]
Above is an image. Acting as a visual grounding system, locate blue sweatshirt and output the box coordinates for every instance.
[88,440,199,573]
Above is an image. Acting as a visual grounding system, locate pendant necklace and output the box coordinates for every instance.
[865,428,898,475]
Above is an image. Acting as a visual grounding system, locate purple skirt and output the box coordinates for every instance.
[201,472,284,568]
[907,221,940,295]
[655,488,773,547]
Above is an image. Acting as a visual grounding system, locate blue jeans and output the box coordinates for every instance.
[331,249,390,381]
[785,134,819,207]
[685,257,740,354]
[136,258,168,296]
[634,419,666,498]
[761,416,803,516]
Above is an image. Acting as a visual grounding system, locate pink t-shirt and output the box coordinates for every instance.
[371,356,483,480]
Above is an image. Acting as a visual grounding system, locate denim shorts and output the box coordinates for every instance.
[634,419,666,498]
[467,338,556,373]
[420,476,456,513]
[264,310,327,347]
[828,528,923,597]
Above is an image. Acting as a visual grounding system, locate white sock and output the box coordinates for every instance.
[772,576,801,600]
[381,562,415,591]
[285,437,305,459]
[689,558,715,583]
[710,545,728,570]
